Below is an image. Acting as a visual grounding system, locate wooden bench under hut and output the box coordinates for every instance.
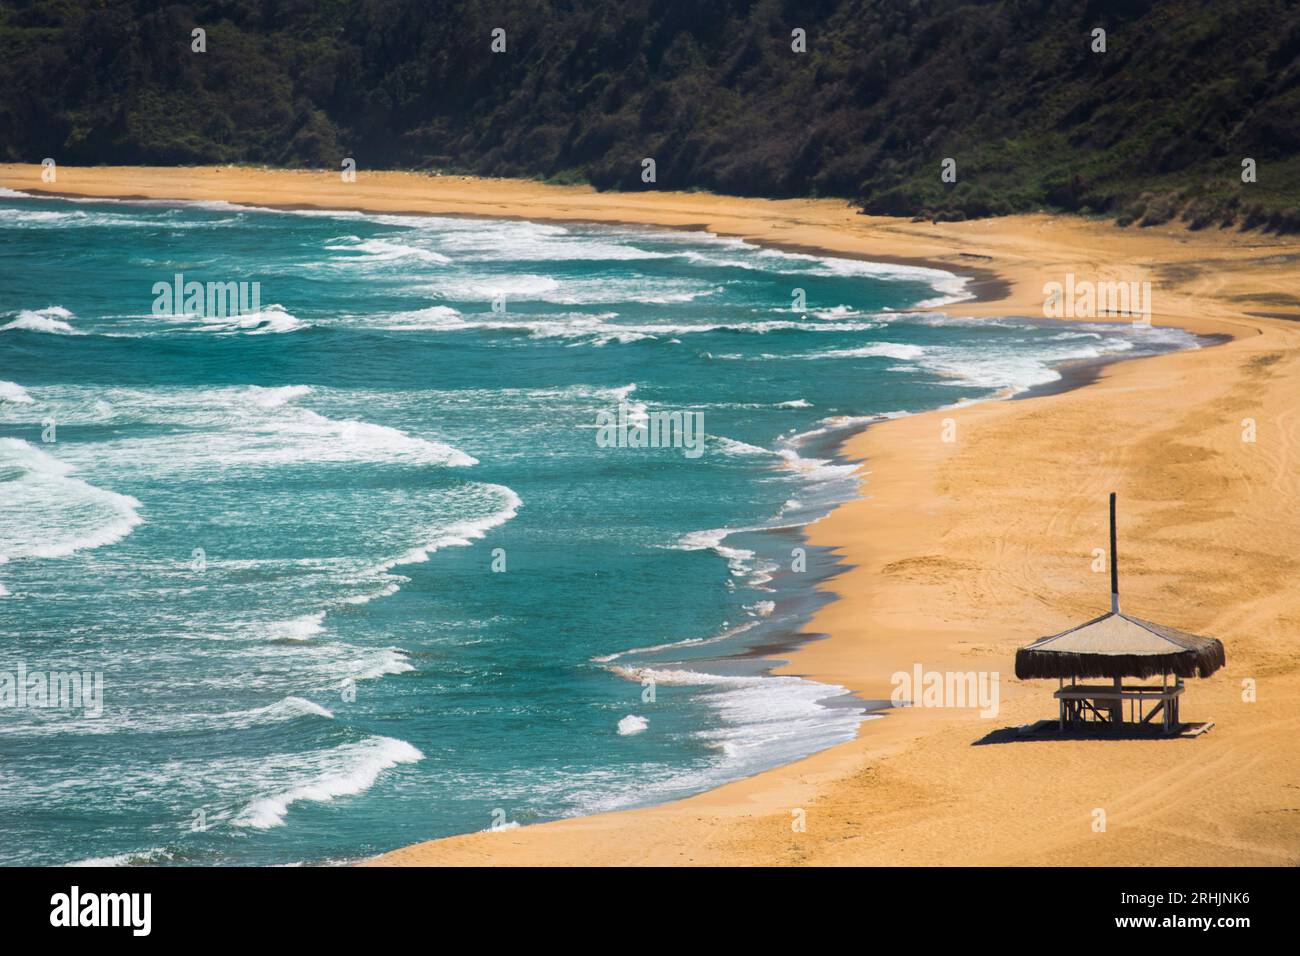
[1014,494,1225,735]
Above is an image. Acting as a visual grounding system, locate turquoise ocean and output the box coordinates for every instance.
[0,189,1199,865]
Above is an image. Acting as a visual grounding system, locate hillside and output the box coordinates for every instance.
[1,0,1296,228]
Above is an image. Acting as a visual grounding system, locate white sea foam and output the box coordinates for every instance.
[1,296,302,339]
[420,218,667,263]
[674,526,759,579]
[376,307,886,344]
[344,649,416,681]
[809,305,871,320]
[325,235,452,265]
[233,735,423,829]
[773,447,861,484]
[0,692,335,739]
[245,696,334,722]
[248,384,313,408]
[68,847,175,867]
[603,383,649,425]
[796,342,927,361]
[366,305,462,330]
[1,306,79,335]
[712,435,776,457]
[212,694,336,726]
[266,612,327,642]
[197,303,306,335]
[617,715,649,735]
[591,620,760,664]
[377,483,521,571]
[417,273,721,307]
[339,581,403,607]
[916,348,1075,391]
[1,205,245,230]
[546,278,722,305]
[281,410,473,467]
[373,305,656,344]
[0,438,143,563]
[0,384,507,625]
[0,208,92,228]
[880,311,1032,329]
[900,329,1191,393]
[425,273,560,300]
[605,664,867,769]
[672,239,971,305]
[0,381,34,404]
[273,410,477,467]
[785,411,907,447]
[39,386,479,472]
[229,638,414,682]
[718,323,1197,395]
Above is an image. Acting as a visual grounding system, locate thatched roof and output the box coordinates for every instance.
[1015,611,1225,680]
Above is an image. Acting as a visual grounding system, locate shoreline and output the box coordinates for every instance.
[13,184,1011,315]
[5,165,1299,866]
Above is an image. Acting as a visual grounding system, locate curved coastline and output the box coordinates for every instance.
[5,164,1298,866]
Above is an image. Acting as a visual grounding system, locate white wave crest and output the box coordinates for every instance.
[0,381,34,404]
[68,847,175,867]
[0,438,143,563]
[325,236,452,265]
[233,736,423,829]
[378,483,522,571]
[265,612,326,642]
[1,306,79,335]
[604,665,867,768]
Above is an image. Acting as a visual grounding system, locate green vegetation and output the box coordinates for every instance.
[1,0,1296,229]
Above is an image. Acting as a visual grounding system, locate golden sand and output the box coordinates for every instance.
[6,164,1298,866]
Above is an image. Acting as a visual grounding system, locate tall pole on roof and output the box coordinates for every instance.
[1110,492,1124,724]
[1110,492,1120,615]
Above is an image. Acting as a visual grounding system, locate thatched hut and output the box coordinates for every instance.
[1014,494,1225,733]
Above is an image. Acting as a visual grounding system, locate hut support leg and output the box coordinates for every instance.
[1110,676,1123,725]
[1164,671,1175,733]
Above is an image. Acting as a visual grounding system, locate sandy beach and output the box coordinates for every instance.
[6,164,1299,867]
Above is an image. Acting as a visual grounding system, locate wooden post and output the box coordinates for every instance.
[1110,492,1120,615]
[1108,494,1124,726]
[1163,671,1169,733]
